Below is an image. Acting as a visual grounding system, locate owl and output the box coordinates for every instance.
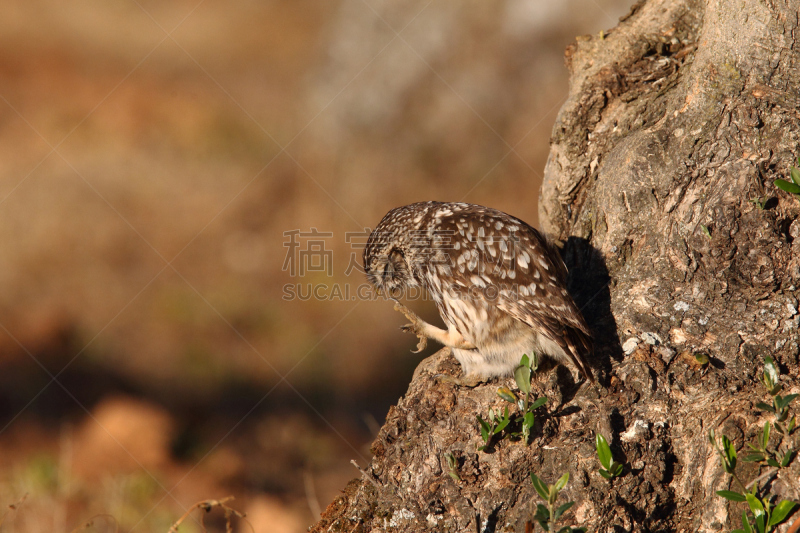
[363,201,594,383]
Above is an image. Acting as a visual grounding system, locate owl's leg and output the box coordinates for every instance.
[392,301,476,353]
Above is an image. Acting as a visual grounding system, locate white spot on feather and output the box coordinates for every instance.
[467,251,479,271]
[517,252,530,270]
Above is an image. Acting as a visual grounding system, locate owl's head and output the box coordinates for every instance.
[363,239,419,296]
[363,209,429,296]
[363,203,438,296]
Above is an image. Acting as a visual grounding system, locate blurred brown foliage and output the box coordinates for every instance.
[0,0,629,531]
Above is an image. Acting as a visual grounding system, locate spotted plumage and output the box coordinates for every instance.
[363,201,594,382]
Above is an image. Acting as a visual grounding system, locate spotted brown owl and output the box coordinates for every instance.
[363,201,594,383]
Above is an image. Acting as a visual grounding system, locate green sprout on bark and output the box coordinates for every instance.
[595,434,623,479]
[476,354,547,451]
[774,156,800,198]
[529,472,585,533]
[709,355,798,532]
[444,452,460,482]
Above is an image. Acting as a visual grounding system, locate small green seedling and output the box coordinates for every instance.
[595,434,623,479]
[708,430,797,533]
[756,356,798,435]
[530,472,585,533]
[709,355,799,532]
[694,353,710,366]
[476,354,547,451]
[444,452,460,482]
[477,406,513,451]
[514,353,547,444]
[774,156,800,197]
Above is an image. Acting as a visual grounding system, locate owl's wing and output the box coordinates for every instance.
[431,207,594,381]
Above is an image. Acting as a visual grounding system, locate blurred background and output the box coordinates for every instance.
[0,0,630,531]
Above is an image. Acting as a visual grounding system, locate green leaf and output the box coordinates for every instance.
[494,407,511,434]
[701,224,711,238]
[780,449,795,467]
[694,353,710,365]
[531,396,548,410]
[596,434,614,470]
[746,493,765,518]
[761,422,770,450]
[717,490,747,502]
[611,462,623,477]
[756,402,775,413]
[775,178,800,194]
[742,453,765,463]
[766,457,780,468]
[514,364,531,395]
[531,473,550,500]
[522,411,536,429]
[555,472,569,491]
[497,387,517,404]
[741,511,753,533]
[534,503,550,522]
[722,435,737,472]
[553,501,574,521]
[764,355,779,378]
[788,416,796,433]
[754,514,765,533]
[477,416,490,443]
[791,165,800,186]
[599,469,611,479]
[768,500,797,526]
[445,452,457,469]
[520,354,530,368]
[778,394,799,410]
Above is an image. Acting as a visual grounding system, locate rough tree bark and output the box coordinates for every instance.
[311,0,800,531]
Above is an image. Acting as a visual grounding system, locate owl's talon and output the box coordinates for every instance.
[400,324,427,352]
[393,300,428,352]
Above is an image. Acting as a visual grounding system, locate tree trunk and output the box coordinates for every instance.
[311,0,800,530]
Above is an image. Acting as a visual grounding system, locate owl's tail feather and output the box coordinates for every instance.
[563,327,595,383]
